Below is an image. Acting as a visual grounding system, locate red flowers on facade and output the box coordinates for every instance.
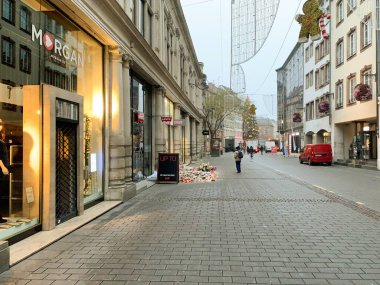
[318,101,329,113]
[292,112,302,122]
[354,83,372,101]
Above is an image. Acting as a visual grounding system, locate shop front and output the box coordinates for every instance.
[0,0,104,242]
[349,122,378,160]
[130,75,152,182]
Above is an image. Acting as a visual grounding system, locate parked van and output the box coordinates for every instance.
[265,141,276,153]
[299,144,333,165]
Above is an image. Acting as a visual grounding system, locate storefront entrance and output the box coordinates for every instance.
[130,76,152,181]
[56,120,78,225]
[363,131,377,160]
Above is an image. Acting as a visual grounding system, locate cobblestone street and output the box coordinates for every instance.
[1,155,379,285]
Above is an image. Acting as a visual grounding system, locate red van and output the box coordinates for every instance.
[299,144,333,166]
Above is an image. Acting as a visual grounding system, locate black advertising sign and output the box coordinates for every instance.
[157,153,179,184]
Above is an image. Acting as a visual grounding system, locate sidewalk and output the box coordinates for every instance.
[0,155,379,284]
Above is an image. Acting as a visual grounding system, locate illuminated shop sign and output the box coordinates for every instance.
[32,24,83,66]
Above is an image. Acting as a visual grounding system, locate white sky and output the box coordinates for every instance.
[180,0,306,120]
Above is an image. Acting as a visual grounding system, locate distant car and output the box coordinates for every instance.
[299,144,333,166]
[265,141,276,153]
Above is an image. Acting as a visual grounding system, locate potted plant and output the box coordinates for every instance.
[292,112,302,122]
[318,101,329,113]
[354,83,372,101]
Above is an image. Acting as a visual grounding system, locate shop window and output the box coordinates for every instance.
[0,84,42,242]
[1,36,15,67]
[131,77,152,182]
[1,0,15,24]
[0,0,105,241]
[20,45,31,73]
[20,6,31,33]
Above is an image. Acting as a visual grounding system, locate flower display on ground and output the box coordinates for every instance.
[354,83,372,101]
[180,163,217,183]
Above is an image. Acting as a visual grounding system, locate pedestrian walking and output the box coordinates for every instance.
[234,146,243,173]
[249,146,254,159]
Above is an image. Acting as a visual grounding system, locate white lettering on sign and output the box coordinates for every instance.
[32,24,83,66]
[32,24,42,45]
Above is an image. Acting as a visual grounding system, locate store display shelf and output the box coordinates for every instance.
[0,218,38,241]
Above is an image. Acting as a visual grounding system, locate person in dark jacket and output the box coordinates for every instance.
[249,146,254,158]
[0,126,9,223]
[233,146,242,173]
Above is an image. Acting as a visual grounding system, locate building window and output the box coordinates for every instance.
[180,52,185,88]
[20,6,31,33]
[347,0,357,14]
[138,0,144,35]
[315,45,320,63]
[323,37,330,55]
[337,0,344,23]
[362,68,372,87]
[2,0,15,24]
[130,0,135,23]
[20,45,31,73]
[361,16,372,48]
[324,63,330,84]
[336,82,344,108]
[347,75,356,103]
[336,39,344,66]
[1,36,15,67]
[348,29,357,58]
[315,70,320,89]
[146,9,153,45]
[320,66,325,87]
[310,42,313,58]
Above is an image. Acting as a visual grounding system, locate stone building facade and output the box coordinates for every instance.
[0,0,204,243]
[276,43,304,153]
[330,0,378,166]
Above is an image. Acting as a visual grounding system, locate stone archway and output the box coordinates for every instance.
[316,129,330,144]
[305,131,314,145]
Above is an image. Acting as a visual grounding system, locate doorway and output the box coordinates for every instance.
[363,131,377,160]
[56,120,78,225]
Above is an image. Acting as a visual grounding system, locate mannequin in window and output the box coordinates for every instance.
[0,123,9,223]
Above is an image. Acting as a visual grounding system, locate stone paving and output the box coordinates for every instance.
[0,156,380,285]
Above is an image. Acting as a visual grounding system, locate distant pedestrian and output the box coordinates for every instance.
[234,146,243,173]
[249,146,254,159]
[260,145,264,155]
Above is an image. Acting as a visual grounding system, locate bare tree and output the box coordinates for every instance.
[202,84,243,139]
